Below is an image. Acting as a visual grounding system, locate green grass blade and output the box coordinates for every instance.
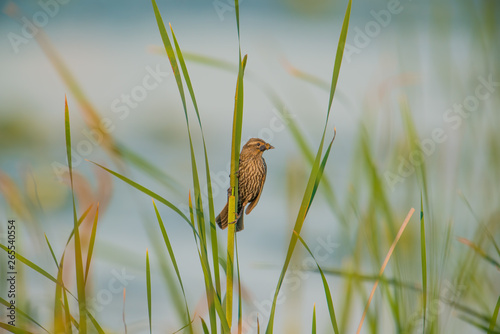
[234,0,241,44]
[420,194,427,332]
[151,0,186,113]
[312,304,317,334]
[117,143,184,195]
[170,27,201,126]
[459,193,500,258]
[227,53,248,329]
[54,250,68,334]
[84,204,99,284]
[151,6,218,330]
[459,315,500,333]
[65,96,87,333]
[86,310,105,334]
[63,204,93,247]
[308,130,337,210]
[266,2,351,332]
[200,317,210,334]
[62,285,73,334]
[150,7,205,243]
[265,139,326,334]
[489,295,500,333]
[295,232,339,334]
[152,200,193,333]
[44,234,59,269]
[226,2,248,322]
[87,160,197,232]
[457,238,500,269]
[170,25,223,308]
[144,228,189,328]
[325,0,351,119]
[53,205,91,334]
[187,194,231,333]
[146,249,152,334]
[0,323,34,334]
[169,28,221,296]
[236,236,242,334]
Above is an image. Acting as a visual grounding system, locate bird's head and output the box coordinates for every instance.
[241,138,274,157]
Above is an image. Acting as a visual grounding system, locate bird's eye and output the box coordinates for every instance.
[256,143,260,146]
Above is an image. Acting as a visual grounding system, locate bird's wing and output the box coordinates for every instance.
[245,172,266,215]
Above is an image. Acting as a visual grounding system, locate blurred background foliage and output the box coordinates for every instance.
[0,0,499,333]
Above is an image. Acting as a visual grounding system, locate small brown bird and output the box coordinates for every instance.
[216,138,274,232]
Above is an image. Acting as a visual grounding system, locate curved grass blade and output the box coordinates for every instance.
[62,284,73,334]
[186,194,231,333]
[172,315,197,334]
[53,204,92,333]
[459,193,500,258]
[87,160,198,234]
[117,143,184,195]
[200,317,210,334]
[227,0,246,324]
[308,129,337,210]
[44,234,59,269]
[459,315,500,334]
[62,204,93,247]
[86,310,105,334]
[144,215,189,326]
[46,236,65,333]
[151,2,217,330]
[265,2,351,331]
[54,251,69,333]
[227,53,248,329]
[0,323,34,334]
[170,25,221,297]
[318,267,419,291]
[65,97,87,333]
[457,238,500,269]
[294,232,339,334]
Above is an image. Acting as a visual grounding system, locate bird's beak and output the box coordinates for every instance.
[266,143,275,150]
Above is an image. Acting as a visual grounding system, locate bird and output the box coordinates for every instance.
[216,138,274,232]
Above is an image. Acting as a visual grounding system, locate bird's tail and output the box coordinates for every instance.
[216,203,244,232]
[216,203,228,229]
